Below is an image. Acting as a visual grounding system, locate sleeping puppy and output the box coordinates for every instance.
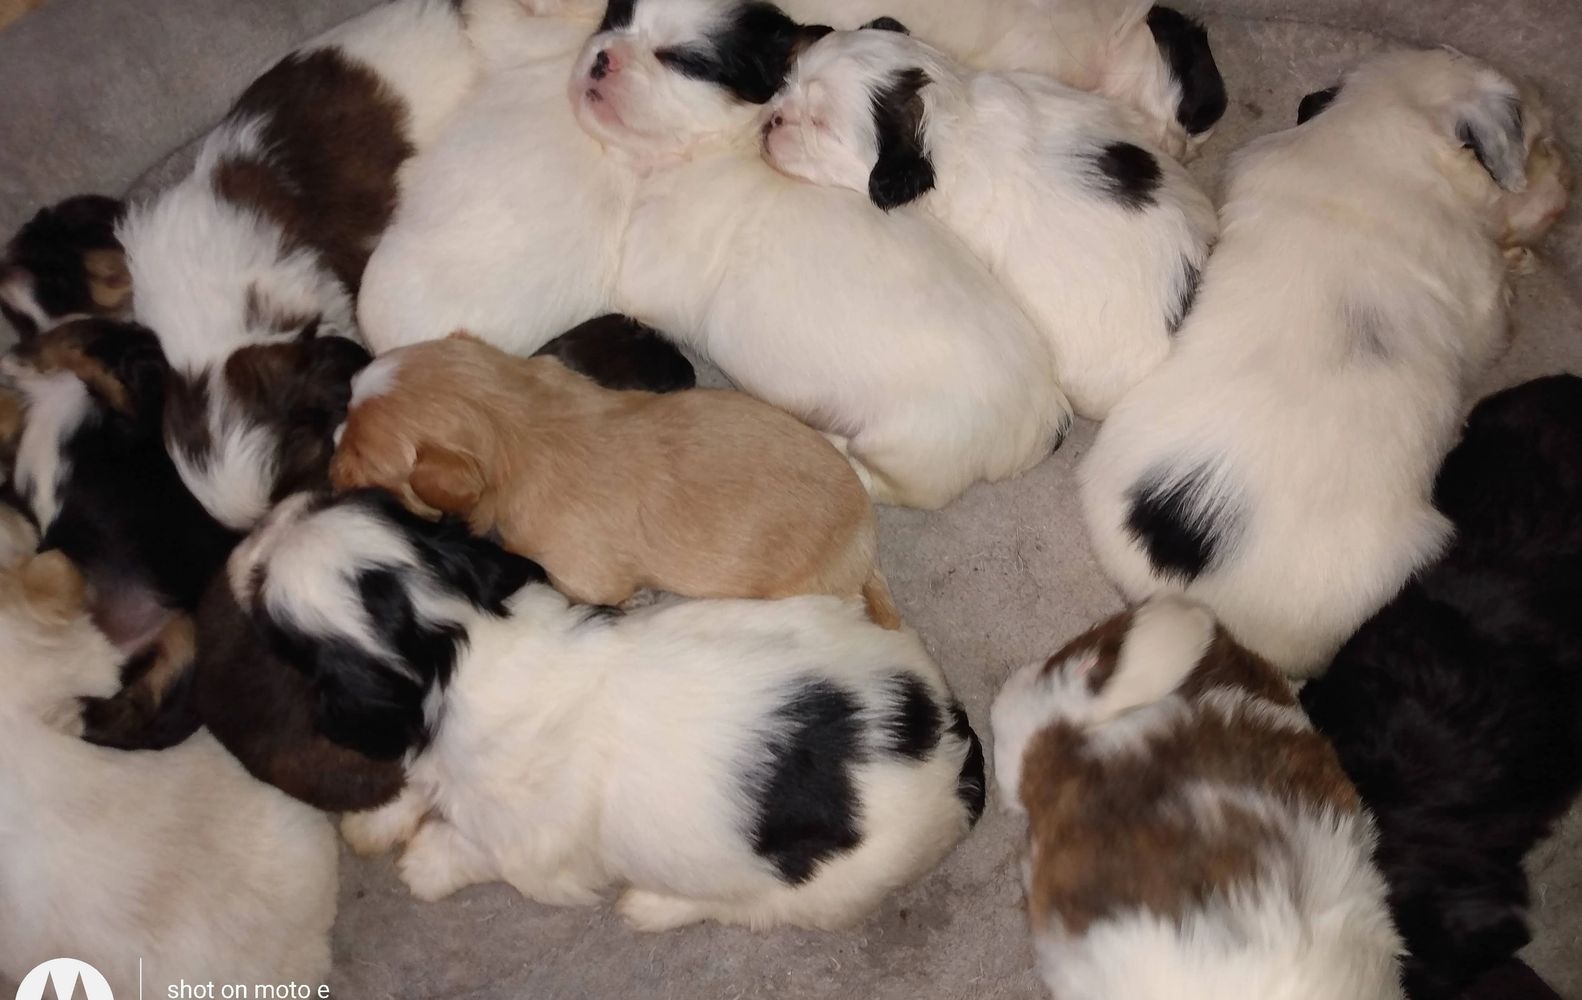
[0,521,337,997]
[1079,49,1573,675]
[331,334,900,625]
[121,0,477,530]
[1301,375,1582,1000]
[577,0,1072,509]
[0,195,130,339]
[992,596,1404,999]
[774,0,1227,160]
[233,489,985,929]
[764,23,1218,418]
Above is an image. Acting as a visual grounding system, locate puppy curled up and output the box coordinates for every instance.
[233,489,984,930]
[331,332,901,626]
[992,596,1404,1000]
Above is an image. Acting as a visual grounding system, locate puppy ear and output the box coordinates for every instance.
[20,550,87,627]
[1146,6,1228,137]
[409,444,487,515]
[790,23,834,61]
[868,68,936,210]
[1454,78,1527,192]
[862,16,908,33]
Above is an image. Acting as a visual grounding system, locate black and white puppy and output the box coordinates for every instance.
[764,23,1218,417]
[121,0,478,530]
[233,488,985,929]
[1,195,130,340]
[1301,375,1582,1000]
[1079,49,1573,675]
[773,0,1227,160]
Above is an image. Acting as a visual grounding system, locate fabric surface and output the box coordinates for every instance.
[0,2,1579,998]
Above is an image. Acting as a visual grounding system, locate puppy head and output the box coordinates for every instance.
[1317,49,1572,247]
[571,0,830,160]
[1,195,130,341]
[228,490,546,759]
[764,24,941,210]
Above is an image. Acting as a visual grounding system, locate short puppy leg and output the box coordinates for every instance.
[616,889,713,931]
[398,818,496,901]
[341,785,430,856]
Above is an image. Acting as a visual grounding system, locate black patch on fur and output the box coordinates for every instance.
[868,68,935,210]
[1125,462,1239,581]
[599,0,636,31]
[1146,6,1227,136]
[1301,375,1582,1000]
[1088,142,1161,211]
[750,680,865,884]
[1166,258,1201,335]
[79,651,202,751]
[2,194,126,338]
[533,314,695,392]
[653,2,816,105]
[862,16,909,33]
[1297,85,1340,124]
[877,673,942,760]
[950,704,987,824]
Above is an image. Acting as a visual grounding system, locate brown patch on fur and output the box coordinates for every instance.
[0,385,23,464]
[21,334,132,414]
[79,614,203,750]
[214,48,414,292]
[83,248,132,313]
[163,371,214,464]
[332,336,896,624]
[1018,604,1363,938]
[193,575,405,811]
[20,550,87,626]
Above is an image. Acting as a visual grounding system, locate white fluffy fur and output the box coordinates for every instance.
[1079,49,1573,675]
[120,0,480,529]
[776,0,1202,158]
[583,0,1071,508]
[765,29,1218,417]
[0,544,338,997]
[991,597,1404,1000]
[237,495,979,931]
[5,364,91,533]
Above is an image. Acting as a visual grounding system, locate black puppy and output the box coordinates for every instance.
[1,195,130,339]
[1302,375,1582,1000]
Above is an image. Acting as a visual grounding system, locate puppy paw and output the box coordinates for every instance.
[398,822,484,902]
[1504,245,1538,275]
[341,789,428,856]
[616,889,710,932]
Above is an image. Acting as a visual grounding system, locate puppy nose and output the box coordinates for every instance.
[763,114,784,137]
[591,50,613,80]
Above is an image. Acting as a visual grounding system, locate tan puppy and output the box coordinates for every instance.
[331,334,900,627]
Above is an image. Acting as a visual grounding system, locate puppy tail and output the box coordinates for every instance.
[862,569,902,630]
[1090,595,1216,723]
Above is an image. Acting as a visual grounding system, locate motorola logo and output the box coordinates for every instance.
[15,959,115,1000]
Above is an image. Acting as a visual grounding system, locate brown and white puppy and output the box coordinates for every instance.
[991,596,1405,1000]
[1,195,130,340]
[332,333,900,625]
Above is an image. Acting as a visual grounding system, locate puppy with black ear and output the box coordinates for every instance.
[1,195,130,340]
[775,0,1227,160]
[1301,375,1582,1000]
[235,489,985,930]
[765,25,1217,417]
[1080,49,1573,676]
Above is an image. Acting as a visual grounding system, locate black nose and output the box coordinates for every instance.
[591,50,611,80]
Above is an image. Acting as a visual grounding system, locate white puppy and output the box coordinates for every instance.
[574,0,1072,508]
[992,596,1404,999]
[0,510,337,997]
[774,0,1227,160]
[232,490,986,931]
[1079,49,1573,676]
[764,24,1218,417]
[120,0,479,529]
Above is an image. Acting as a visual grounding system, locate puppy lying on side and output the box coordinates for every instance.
[232,489,984,929]
[765,22,1218,418]
[332,334,899,624]
[992,596,1404,1000]
[0,510,337,997]
[577,0,1071,509]
[1079,49,1574,675]
[1301,375,1582,1000]
[120,0,477,530]
[0,195,129,339]
[774,0,1227,160]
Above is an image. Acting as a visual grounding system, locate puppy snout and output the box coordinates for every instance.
[591,50,613,80]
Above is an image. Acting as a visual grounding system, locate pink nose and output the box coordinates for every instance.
[591,49,616,80]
